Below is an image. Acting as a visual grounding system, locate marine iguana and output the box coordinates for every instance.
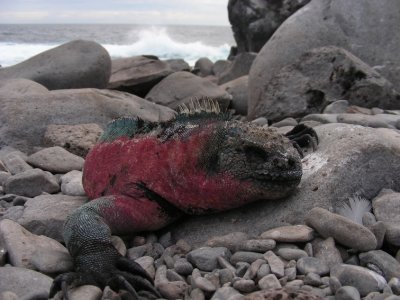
[50,100,317,299]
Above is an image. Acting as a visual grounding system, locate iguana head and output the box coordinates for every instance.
[197,119,302,200]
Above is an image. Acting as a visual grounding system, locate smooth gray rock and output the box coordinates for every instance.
[194,57,214,77]
[228,0,310,53]
[271,117,298,128]
[0,172,11,187]
[336,286,361,300]
[372,191,400,222]
[312,237,343,269]
[27,146,84,173]
[304,272,322,287]
[237,239,276,253]
[0,78,48,96]
[108,55,173,97]
[169,124,400,247]
[0,219,72,273]
[18,194,87,241]
[258,274,281,290]
[220,75,248,115]
[359,250,400,281]
[43,123,103,158]
[145,71,232,110]
[212,60,231,77]
[307,207,377,251]
[218,52,256,84]
[165,59,190,73]
[0,88,175,153]
[0,40,111,89]
[187,247,231,272]
[5,168,59,197]
[301,114,339,124]
[0,266,52,299]
[66,285,102,300]
[1,152,32,175]
[60,170,85,196]
[231,252,264,265]
[264,251,284,278]
[323,100,349,114]
[337,114,391,128]
[211,286,242,300]
[276,248,308,261]
[331,264,387,297]
[297,257,329,276]
[260,225,314,242]
[248,46,400,121]
[389,278,400,296]
[206,232,250,252]
[249,0,400,119]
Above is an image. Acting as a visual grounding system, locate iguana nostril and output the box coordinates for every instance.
[244,145,268,164]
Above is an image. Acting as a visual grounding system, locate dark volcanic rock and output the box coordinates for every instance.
[108,55,173,97]
[249,0,400,119]
[248,46,400,121]
[0,87,175,153]
[145,71,232,110]
[228,0,310,53]
[169,124,400,247]
[0,40,111,89]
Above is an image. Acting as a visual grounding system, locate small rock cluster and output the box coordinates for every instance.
[0,144,399,299]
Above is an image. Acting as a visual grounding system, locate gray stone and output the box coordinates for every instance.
[237,239,275,253]
[336,286,361,300]
[271,118,298,128]
[249,0,400,118]
[306,207,377,251]
[5,168,59,197]
[264,251,284,278]
[157,281,188,300]
[61,170,85,196]
[384,222,400,246]
[18,194,87,241]
[312,237,343,269]
[27,146,84,173]
[2,152,32,175]
[190,288,206,300]
[0,206,24,222]
[135,256,155,280]
[0,172,11,186]
[145,71,232,110]
[304,272,322,287]
[212,60,231,77]
[359,250,400,281]
[369,221,386,249]
[331,264,387,297]
[301,114,339,124]
[249,46,400,121]
[0,266,52,299]
[43,123,103,158]
[187,247,231,272]
[233,279,256,293]
[276,248,308,261]
[258,274,281,290]
[261,225,314,242]
[372,191,400,222]
[174,258,193,276]
[236,262,250,277]
[257,264,271,280]
[228,0,310,53]
[231,251,264,265]
[67,285,102,300]
[0,78,48,96]
[211,287,243,300]
[297,257,329,276]
[165,59,190,73]
[0,88,175,153]
[0,219,72,273]
[170,124,400,247]
[0,40,111,89]
[389,278,400,296]
[206,232,250,252]
[323,100,349,114]
[192,269,217,292]
[194,57,214,77]
[218,52,256,84]
[220,75,248,115]
[337,114,391,128]
[108,55,173,97]
[244,259,266,280]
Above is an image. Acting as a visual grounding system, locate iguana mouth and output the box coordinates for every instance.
[253,169,302,182]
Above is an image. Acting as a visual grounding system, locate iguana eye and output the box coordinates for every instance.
[244,145,268,164]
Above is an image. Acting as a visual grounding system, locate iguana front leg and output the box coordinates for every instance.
[50,195,180,299]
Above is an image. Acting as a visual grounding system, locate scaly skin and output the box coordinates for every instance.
[50,110,317,299]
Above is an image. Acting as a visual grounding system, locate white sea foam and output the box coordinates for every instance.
[0,27,230,67]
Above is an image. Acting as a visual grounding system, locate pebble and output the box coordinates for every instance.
[187,247,231,271]
[27,146,84,173]
[306,207,378,251]
[323,100,349,114]
[193,273,217,292]
[211,287,243,300]
[389,278,400,296]
[235,262,250,277]
[230,251,264,265]
[206,232,249,251]
[135,256,155,279]
[256,263,271,280]
[174,258,194,275]
[166,268,185,282]
[276,248,308,261]
[0,172,11,186]
[297,257,330,276]
[304,272,322,287]
[60,170,85,196]
[263,251,284,278]
[219,268,235,285]
[1,152,32,175]
[156,281,188,300]
[233,279,257,293]
[284,266,297,281]
[335,286,361,300]
[331,264,387,297]
[237,239,276,252]
[243,259,265,280]
[258,274,281,290]
[260,225,314,242]
[359,250,400,281]
[312,237,343,268]
[67,285,102,300]
[5,168,59,197]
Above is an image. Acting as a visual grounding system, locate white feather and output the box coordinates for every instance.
[336,195,372,224]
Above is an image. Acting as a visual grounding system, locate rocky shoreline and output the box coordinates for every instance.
[1,0,400,299]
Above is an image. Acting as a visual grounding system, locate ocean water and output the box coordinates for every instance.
[0,24,235,67]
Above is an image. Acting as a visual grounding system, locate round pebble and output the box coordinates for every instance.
[297,257,329,276]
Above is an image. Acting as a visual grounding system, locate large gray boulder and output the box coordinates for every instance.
[249,46,400,122]
[145,71,232,110]
[218,52,256,85]
[228,0,310,53]
[108,55,173,97]
[0,40,111,89]
[170,124,400,246]
[0,85,175,153]
[249,0,400,119]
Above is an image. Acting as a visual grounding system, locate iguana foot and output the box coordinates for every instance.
[285,124,319,156]
[50,255,161,300]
